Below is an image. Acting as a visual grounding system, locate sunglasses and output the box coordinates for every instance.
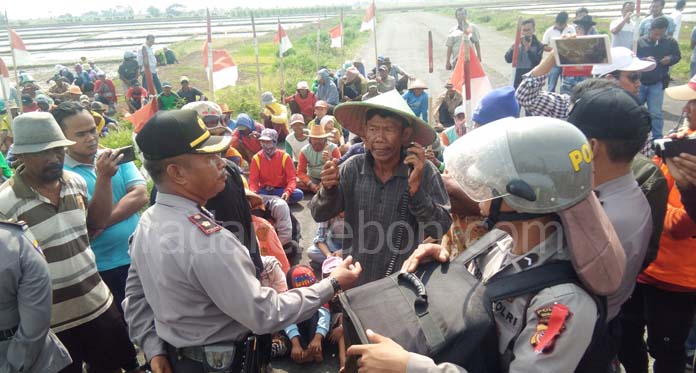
[202,115,222,126]
[625,72,641,82]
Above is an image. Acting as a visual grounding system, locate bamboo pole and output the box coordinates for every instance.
[278,18,286,97]
[251,12,263,110]
[511,18,522,86]
[5,11,22,114]
[373,1,379,77]
[206,8,215,102]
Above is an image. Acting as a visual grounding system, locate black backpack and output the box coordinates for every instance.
[340,230,608,373]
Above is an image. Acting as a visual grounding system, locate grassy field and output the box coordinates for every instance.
[99,15,368,150]
[440,8,695,83]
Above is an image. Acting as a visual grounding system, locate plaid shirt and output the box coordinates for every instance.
[517,73,654,157]
[515,73,571,120]
[311,152,452,286]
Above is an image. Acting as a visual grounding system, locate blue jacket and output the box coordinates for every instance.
[402,90,429,121]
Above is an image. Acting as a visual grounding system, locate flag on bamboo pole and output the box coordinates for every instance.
[129,99,158,134]
[0,58,10,101]
[360,2,376,32]
[274,23,293,56]
[450,42,491,114]
[9,29,31,65]
[329,24,343,48]
[203,41,238,91]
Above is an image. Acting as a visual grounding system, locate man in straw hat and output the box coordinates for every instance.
[311,90,451,286]
[260,91,290,143]
[402,79,429,122]
[0,112,141,372]
[297,123,341,193]
[432,82,463,132]
[346,116,626,373]
[123,109,361,372]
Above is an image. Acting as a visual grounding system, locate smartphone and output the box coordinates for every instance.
[116,145,136,165]
[551,35,612,67]
[653,136,696,158]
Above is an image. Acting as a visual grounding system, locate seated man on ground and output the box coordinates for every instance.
[249,128,304,204]
[297,123,341,193]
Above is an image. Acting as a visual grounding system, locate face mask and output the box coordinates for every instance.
[261,142,276,158]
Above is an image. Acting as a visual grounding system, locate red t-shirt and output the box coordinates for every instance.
[126,87,148,100]
[562,66,593,77]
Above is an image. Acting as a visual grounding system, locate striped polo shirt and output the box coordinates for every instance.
[0,166,112,332]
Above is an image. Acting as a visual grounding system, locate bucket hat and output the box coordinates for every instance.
[11,112,75,154]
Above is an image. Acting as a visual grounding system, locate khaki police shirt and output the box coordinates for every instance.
[0,221,71,373]
[406,230,598,372]
[123,192,334,361]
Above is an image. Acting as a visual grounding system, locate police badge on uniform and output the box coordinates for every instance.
[188,213,222,235]
[530,303,571,354]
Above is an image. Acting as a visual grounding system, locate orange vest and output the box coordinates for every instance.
[643,153,696,288]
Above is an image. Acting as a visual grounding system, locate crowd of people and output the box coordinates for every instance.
[1,2,696,373]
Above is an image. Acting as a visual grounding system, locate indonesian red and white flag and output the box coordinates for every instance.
[274,23,293,56]
[0,58,10,100]
[360,3,376,32]
[203,41,238,91]
[329,24,343,48]
[9,29,31,65]
[450,44,492,113]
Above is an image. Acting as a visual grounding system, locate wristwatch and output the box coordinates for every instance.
[329,276,342,293]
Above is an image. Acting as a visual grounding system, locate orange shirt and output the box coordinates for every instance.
[642,153,696,289]
[252,216,290,274]
[248,150,296,195]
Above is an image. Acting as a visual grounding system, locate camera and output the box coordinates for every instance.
[653,135,696,158]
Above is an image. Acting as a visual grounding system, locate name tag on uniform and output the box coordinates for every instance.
[188,213,223,235]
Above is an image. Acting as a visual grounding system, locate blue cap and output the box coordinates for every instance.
[233,113,255,131]
[471,86,520,126]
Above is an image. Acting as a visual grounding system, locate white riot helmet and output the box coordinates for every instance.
[444,116,593,220]
[444,116,626,296]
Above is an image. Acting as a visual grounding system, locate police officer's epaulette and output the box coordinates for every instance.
[188,213,223,235]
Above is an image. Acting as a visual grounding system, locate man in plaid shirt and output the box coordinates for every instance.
[516,47,657,155]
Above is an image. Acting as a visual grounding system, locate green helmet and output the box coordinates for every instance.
[444,116,593,215]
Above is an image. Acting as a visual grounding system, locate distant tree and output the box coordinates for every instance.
[147,6,161,18]
[166,4,185,17]
[82,11,100,21]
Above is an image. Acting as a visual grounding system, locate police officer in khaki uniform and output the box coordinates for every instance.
[0,220,72,372]
[122,110,362,373]
[345,117,626,372]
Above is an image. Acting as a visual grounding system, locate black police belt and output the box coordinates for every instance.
[173,335,259,372]
[0,325,18,341]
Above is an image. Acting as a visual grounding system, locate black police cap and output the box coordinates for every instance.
[567,87,651,141]
[136,109,231,160]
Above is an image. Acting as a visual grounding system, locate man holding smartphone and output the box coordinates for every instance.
[52,102,149,320]
[505,18,544,88]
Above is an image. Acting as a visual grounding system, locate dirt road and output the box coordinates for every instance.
[356,10,684,131]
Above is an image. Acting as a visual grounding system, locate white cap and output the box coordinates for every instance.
[454,105,466,116]
[592,47,656,77]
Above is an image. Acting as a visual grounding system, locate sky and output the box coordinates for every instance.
[5,0,394,20]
